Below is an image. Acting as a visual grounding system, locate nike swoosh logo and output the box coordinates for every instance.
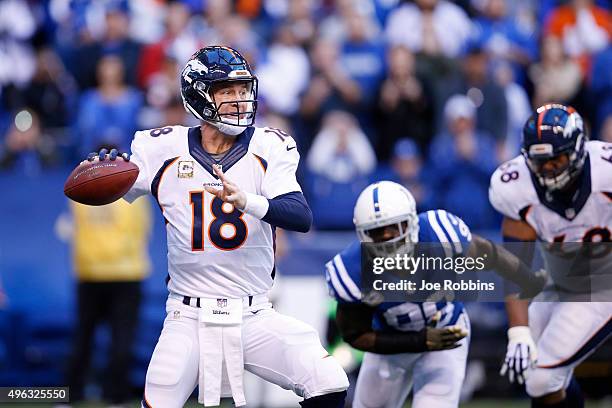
[251,310,261,315]
[286,145,296,151]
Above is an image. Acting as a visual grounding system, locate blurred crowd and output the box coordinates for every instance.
[1,0,611,230]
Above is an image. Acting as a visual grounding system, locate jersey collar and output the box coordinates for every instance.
[188,126,255,178]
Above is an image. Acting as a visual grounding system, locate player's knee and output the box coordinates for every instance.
[307,354,349,396]
[300,390,347,408]
[526,368,564,398]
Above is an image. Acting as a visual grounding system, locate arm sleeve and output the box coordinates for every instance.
[501,235,536,295]
[336,302,428,354]
[261,191,312,233]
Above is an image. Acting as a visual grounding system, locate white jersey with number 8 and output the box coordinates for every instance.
[124,125,301,298]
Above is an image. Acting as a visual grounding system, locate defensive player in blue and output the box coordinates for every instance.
[325,181,545,408]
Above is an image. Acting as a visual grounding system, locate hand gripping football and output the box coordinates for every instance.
[64,158,139,206]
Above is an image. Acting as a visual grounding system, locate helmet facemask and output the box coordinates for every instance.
[522,133,586,191]
[190,78,258,136]
[358,215,419,258]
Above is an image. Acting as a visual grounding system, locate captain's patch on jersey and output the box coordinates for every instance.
[178,161,194,178]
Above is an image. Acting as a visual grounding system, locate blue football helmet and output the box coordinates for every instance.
[521,104,588,191]
[180,46,258,133]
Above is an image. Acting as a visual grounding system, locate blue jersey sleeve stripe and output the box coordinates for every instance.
[434,210,458,256]
[324,263,341,299]
[325,261,354,302]
[426,211,453,257]
[333,255,362,301]
[437,210,463,255]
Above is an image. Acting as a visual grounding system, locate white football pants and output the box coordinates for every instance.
[142,295,349,407]
[526,301,612,398]
[353,312,470,408]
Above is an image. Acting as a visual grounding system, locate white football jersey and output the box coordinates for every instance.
[489,141,612,242]
[489,141,612,295]
[124,125,302,298]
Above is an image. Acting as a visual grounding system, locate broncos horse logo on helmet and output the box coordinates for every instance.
[180,46,258,135]
[522,104,588,191]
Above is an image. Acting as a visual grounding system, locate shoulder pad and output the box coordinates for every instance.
[489,155,538,220]
[586,141,612,192]
[133,125,186,154]
[133,125,186,152]
[325,241,362,303]
[418,210,471,257]
[251,126,297,154]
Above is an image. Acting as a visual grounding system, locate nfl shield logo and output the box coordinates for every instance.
[217,298,228,308]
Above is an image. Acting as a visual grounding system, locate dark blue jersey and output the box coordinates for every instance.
[325,209,471,331]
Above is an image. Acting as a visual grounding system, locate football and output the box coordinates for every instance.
[64,158,139,206]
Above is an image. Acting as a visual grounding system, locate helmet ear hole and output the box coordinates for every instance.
[194,81,207,95]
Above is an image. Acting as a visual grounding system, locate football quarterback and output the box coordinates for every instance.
[88,46,349,408]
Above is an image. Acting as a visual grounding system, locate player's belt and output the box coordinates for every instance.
[182,295,254,308]
[168,292,269,310]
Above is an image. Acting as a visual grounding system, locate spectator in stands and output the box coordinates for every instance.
[494,62,531,160]
[543,0,611,75]
[390,138,432,211]
[318,0,382,43]
[70,1,142,89]
[307,110,376,183]
[138,1,199,88]
[2,47,76,130]
[257,23,310,116]
[216,15,261,64]
[161,95,195,130]
[385,0,472,58]
[338,9,386,133]
[377,45,434,159]
[0,0,37,88]
[140,55,183,129]
[76,55,142,156]
[0,109,54,173]
[65,196,151,406]
[471,0,537,84]
[284,0,318,47]
[590,45,612,134]
[529,35,583,108]
[299,38,363,142]
[306,110,376,229]
[438,45,508,141]
[428,95,499,229]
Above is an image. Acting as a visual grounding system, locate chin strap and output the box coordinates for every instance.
[206,120,246,136]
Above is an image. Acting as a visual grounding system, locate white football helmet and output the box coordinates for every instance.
[353,181,419,245]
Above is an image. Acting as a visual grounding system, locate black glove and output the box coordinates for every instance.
[425,326,468,351]
[87,148,130,162]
